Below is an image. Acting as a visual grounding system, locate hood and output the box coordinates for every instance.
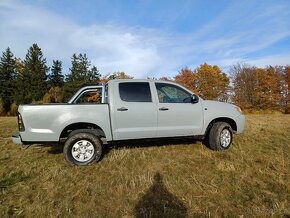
[202,100,242,118]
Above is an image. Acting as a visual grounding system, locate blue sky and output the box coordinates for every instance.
[0,0,290,78]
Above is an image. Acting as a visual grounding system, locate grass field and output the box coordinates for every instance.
[0,115,289,217]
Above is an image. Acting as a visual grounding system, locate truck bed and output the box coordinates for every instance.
[18,104,112,142]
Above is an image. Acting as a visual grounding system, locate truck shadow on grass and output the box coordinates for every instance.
[46,137,202,156]
[106,137,200,150]
[135,172,187,218]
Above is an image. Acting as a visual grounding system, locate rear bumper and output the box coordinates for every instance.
[12,132,23,144]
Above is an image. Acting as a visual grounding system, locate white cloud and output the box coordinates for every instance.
[190,1,290,67]
[0,0,290,78]
[246,53,290,67]
[0,1,172,78]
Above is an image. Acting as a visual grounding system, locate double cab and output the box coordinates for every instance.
[12,79,245,165]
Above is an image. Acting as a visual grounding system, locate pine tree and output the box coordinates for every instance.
[63,53,100,101]
[88,66,101,85]
[22,44,48,103]
[13,58,26,105]
[49,60,64,88]
[66,54,88,85]
[0,47,16,113]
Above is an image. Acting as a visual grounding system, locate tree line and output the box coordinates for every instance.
[0,44,289,115]
[162,63,289,113]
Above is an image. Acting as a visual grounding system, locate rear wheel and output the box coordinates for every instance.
[207,122,233,150]
[63,129,102,165]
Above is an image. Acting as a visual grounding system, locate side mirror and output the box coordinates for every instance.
[191,94,199,104]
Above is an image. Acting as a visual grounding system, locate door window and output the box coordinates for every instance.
[119,82,152,102]
[155,83,191,103]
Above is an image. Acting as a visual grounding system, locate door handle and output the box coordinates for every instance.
[159,107,169,111]
[117,107,128,111]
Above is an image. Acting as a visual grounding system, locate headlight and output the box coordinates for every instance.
[235,107,242,114]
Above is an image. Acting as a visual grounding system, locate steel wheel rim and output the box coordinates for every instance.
[220,129,231,148]
[71,140,95,162]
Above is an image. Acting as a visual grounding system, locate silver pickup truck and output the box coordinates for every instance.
[12,79,245,165]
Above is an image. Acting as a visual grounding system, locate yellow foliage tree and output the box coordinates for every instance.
[9,103,18,116]
[253,67,282,110]
[231,64,284,110]
[174,67,197,93]
[159,76,172,81]
[0,98,5,116]
[100,71,134,83]
[113,71,134,79]
[43,87,63,103]
[175,64,230,100]
[87,92,101,103]
[193,63,230,101]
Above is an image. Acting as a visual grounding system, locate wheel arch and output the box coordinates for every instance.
[59,122,106,142]
[205,117,237,136]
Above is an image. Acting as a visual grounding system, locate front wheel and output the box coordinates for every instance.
[206,122,233,150]
[63,129,102,166]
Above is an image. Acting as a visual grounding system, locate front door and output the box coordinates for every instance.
[113,81,158,140]
[154,82,203,137]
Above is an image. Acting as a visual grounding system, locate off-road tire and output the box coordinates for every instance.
[207,122,233,150]
[63,129,102,166]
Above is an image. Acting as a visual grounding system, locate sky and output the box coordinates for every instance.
[0,0,290,78]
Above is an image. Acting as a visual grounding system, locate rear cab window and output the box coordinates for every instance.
[119,82,152,102]
[75,89,102,104]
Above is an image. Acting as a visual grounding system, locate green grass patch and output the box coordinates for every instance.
[0,171,28,191]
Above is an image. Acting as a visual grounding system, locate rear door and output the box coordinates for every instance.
[112,81,158,140]
[154,82,203,137]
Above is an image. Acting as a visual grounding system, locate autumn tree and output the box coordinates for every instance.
[0,47,16,113]
[230,63,256,108]
[108,71,133,80]
[255,66,282,110]
[192,63,230,101]
[281,66,290,113]
[99,73,110,84]
[100,71,133,83]
[159,76,172,81]
[43,87,63,103]
[174,67,196,93]
[41,60,65,103]
[230,64,284,110]
[174,64,230,101]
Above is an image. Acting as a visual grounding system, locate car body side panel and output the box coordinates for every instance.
[201,100,245,134]
[150,81,204,136]
[233,114,245,134]
[19,104,112,142]
[110,80,158,140]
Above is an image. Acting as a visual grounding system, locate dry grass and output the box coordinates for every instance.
[0,115,289,217]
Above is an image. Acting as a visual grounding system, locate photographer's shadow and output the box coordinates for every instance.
[135,172,187,218]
